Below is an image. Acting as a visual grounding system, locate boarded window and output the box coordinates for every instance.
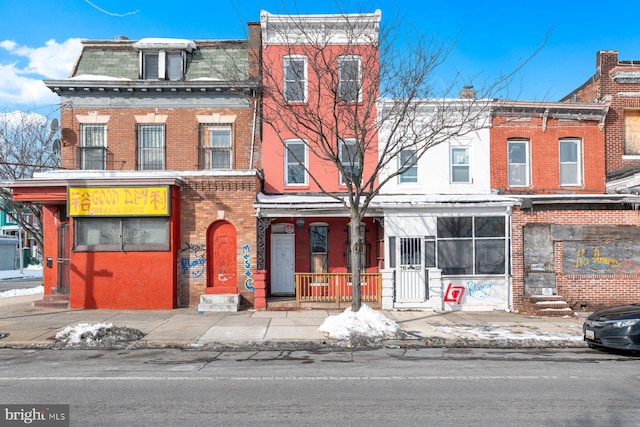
[625,110,640,155]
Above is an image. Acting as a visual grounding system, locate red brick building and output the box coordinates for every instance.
[491,87,640,312]
[11,28,263,310]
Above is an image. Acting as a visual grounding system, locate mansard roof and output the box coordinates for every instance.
[44,38,257,94]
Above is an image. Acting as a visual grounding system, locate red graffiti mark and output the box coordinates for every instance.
[616,260,639,275]
[444,283,465,304]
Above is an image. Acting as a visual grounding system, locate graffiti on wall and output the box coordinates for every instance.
[180,242,205,278]
[444,281,494,305]
[243,244,254,290]
[444,283,465,304]
[564,242,640,275]
[443,279,506,311]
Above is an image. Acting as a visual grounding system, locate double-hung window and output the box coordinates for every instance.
[338,55,362,102]
[399,149,418,183]
[143,51,183,80]
[339,139,361,186]
[450,146,470,183]
[310,223,328,274]
[507,139,530,187]
[137,124,165,170]
[285,139,307,185]
[559,138,582,186]
[79,124,106,170]
[201,124,232,169]
[283,55,307,102]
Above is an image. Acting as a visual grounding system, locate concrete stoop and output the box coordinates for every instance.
[198,294,240,312]
[525,295,574,317]
[33,293,69,309]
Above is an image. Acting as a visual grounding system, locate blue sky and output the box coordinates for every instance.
[2,0,640,115]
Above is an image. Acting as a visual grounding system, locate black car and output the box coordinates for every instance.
[583,304,640,351]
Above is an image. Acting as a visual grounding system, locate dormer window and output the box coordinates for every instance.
[134,38,196,81]
[142,51,184,80]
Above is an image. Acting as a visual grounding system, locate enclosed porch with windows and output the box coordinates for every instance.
[255,193,383,309]
[377,196,518,311]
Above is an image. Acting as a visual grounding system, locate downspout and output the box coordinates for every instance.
[250,94,258,170]
[505,205,512,311]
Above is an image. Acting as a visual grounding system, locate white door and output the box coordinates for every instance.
[271,234,295,294]
[396,237,427,302]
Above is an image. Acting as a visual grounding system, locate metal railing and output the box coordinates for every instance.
[295,273,381,306]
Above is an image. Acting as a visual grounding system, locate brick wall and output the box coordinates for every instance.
[512,206,640,311]
[60,106,258,171]
[491,116,605,193]
[178,175,260,307]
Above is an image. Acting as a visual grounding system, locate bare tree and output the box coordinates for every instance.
[0,111,61,254]
[255,9,538,312]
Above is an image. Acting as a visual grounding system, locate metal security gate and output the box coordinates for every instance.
[395,237,427,302]
[56,223,70,294]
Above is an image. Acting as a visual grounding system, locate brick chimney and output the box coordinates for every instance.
[459,85,476,99]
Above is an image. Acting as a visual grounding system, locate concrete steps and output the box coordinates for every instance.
[525,295,574,317]
[198,294,240,312]
[33,293,69,309]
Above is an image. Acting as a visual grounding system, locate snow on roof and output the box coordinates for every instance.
[133,38,197,52]
[70,75,132,81]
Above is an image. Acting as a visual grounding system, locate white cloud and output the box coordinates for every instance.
[0,38,82,108]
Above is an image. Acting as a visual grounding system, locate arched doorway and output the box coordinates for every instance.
[205,220,237,294]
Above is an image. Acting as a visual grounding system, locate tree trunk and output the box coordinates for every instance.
[350,216,362,312]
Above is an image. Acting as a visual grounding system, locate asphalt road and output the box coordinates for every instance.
[0,348,638,426]
[0,277,42,292]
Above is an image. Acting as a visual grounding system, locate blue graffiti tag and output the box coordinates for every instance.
[180,257,205,278]
[243,244,254,290]
[466,281,492,300]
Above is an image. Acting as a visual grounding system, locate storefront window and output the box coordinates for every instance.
[74,217,170,252]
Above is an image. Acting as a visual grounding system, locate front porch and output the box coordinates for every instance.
[267,273,382,310]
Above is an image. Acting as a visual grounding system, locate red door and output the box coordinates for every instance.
[206,221,237,294]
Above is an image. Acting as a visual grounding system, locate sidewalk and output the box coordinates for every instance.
[0,293,588,350]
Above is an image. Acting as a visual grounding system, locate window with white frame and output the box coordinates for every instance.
[137,124,165,170]
[142,51,184,80]
[399,148,418,183]
[283,55,307,102]
[338,55,362,102]
[624,109,640,155]
[559,138,582,186]
[507,139,530,187]
[74,217,170,252]
[339,139,361,185]
[201,124,232,169]
[79,124,107,170]
[285,139,307,185]
[450,146,470,183]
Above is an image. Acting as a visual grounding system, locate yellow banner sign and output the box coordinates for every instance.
[68,187,170,216]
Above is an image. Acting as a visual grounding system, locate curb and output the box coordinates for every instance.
[0,337,588,351]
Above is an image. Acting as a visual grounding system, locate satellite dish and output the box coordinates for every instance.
[50,118,59,133]
[52,139,61,154]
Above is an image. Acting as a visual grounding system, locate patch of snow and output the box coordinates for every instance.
[0,265,43,281]
[56,323,114,344]
[433,325,583,342]
[0,286,43,298]
[318,304,406,342]
[55,323,144,346]
[70,75,132,81]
